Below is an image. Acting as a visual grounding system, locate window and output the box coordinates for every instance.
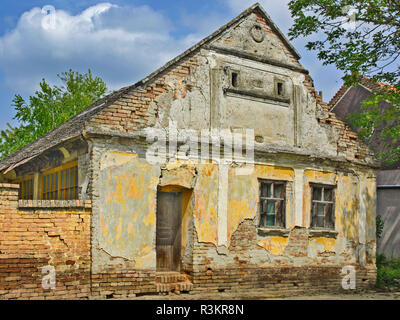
[231,72,239,87]
[42,161,78,200]
[310,184,335,229]
[277,82,283,96]
[16,176,34,200]
[259,180,286,228]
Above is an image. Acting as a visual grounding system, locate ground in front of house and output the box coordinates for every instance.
[101,287,400,300]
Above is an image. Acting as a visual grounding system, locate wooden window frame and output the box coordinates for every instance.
[258,179,286,228]
[310,183,336,230]
[40,161,78,200]
[15,175,34,200]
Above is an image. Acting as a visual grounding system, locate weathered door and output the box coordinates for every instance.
[156,192,182,271]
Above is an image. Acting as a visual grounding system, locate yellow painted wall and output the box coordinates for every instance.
[97,152,375,268]
[193,163,219,244]
[98,152,159,267]
[227,164,294,247]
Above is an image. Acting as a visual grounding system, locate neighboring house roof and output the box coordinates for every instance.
[329,77,399,170]
[329,77,390,108]
[0,2,303,173]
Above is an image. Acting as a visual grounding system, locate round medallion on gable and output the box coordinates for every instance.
[250,24,265,43]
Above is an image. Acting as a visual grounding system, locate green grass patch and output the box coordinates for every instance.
[376,254,400,288]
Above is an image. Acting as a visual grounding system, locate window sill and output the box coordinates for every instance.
[257,227,290,237]
[18,200,91,209]
[308,229,338,238]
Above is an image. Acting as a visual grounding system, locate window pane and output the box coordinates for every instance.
[29,180,33,199]
[55,172,58,199]
[66,169,70,199]
[22,181,26,198]
[70,167,74,199]
[260,199,266,213]
[325,204,334,229]
[316,216,325,228]
[317,203,325,216]
[75,167,78,199]
[313,187,322,201]
[266,214,275,226]
[314,203,326,228]
[324,188,333,201]
[275,200,284,227]
[266,201,275,214]
[259,213,266,227]
[261,183,271,197]
[274,184,283,198]
[70,167,74,187]
[61,171,64,200]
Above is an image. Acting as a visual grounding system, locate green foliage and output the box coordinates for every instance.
[288,0,400,163]
[0,70,107,159]
[376,254,400,288]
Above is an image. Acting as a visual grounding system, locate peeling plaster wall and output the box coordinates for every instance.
[193,164,219,244]
[90,143,377,272]
[150,56,211,132]
[190,165,376,270]
[93,149,159,271]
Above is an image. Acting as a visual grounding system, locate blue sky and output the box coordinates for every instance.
[0,0,344,131]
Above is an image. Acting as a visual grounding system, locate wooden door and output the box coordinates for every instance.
[156,192,182,271]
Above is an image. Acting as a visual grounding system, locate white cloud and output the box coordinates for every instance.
[0,1,342,105]
[0,3,185,94]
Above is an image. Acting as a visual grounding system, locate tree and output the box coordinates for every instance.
[0,69,107,158]
[288,0,400,163]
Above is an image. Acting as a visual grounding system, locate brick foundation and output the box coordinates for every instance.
[91,270,157,299]
[190,266,376,296]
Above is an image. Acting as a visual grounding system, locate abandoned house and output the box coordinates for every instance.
[0,3,379,299]
[330,77,400,258]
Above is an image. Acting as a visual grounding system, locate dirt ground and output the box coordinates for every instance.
[117,287,400,300]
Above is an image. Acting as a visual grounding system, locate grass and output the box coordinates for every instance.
[376,254,400,288]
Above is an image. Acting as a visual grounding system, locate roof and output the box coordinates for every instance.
[329,77,399,170]
[329,76,391,108]
[0,2,302,173]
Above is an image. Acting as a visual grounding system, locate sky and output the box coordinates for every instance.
[0,0,344,131]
